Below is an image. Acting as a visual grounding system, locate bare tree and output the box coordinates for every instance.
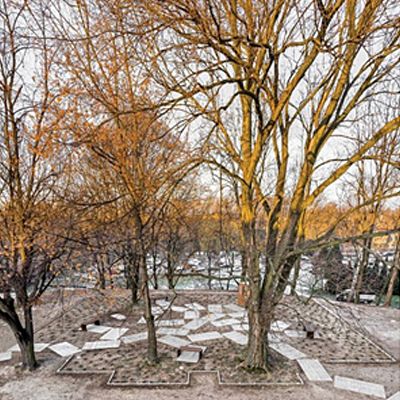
[0,1,71,369]
[140,0,400,369]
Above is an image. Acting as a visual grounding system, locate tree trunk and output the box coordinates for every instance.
[166,252,174,289]
[207,253,212,290]
[246,305,271,369]
[139,254,158,362]
[152,251,159,290]
[384,238,400,307]
[290,256,301,295]
[125,255,140,304]
[2,302,38,370]
[384,265,399,307]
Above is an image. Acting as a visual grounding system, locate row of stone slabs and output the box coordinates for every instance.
[0,302,396,399]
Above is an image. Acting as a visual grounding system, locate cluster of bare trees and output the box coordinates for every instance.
[1,0,399,371]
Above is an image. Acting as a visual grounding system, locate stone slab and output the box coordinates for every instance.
[271,320,291,332]
[285,330,307,339]
[208,304,223,313]
[157,327,190,336]
[49,342,81,357]
[86,324,113,334]
[121,332,147,344]
[100,328,129,341]
[185,302,205,311]
[231,324,245,331]
[8,343,49,353]
[184,310,200,320]
[183,317,208,331]
[171,306,188,313]
[223,331,248,346]
[177,345,207,364]
[152,306,164,315]
[158,335,190,348]
[206,313,226,322]
[297,359,332,382]
[334,376,385,398]
[224,304,245,313]
[388,392,400,400]
[110,313,127,321]
[156,300,171,309]
[270,342,307,360]
[211,318,240,327]
[177,350,200,363]
[0,352,12,362]
[188,331,223,342]
[82,340,121,350]
[158,319,185,327]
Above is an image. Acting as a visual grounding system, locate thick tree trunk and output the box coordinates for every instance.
[246,305,271,369]
[2,302,38,370]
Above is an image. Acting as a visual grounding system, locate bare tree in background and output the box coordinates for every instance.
[0,1,71,369]
[49,0,197,362]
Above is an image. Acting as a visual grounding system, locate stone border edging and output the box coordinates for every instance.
[56,354,304,388]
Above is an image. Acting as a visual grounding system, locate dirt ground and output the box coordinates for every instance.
[0,290,399,400]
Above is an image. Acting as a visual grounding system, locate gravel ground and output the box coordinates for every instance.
[0,289,399,400]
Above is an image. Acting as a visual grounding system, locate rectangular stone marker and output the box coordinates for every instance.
[177,351,201,364]
[152,306,164,315]
[8,343,49,353]
[208,304,223,313]
[388,392,400,400]
[157,327,190,336]
[0,352,12,362]
[111,313,127,321]
[267,333,282,343]
[297,359,332,382]
[192,303,206,311]
[224,303,245,313]
[177,345,207,364]
[82,340,121,350]
[171,306,188,313]
[211,318,240,327]
[183,317,208,331]
[49,342,81,357]
[227,311,247,319]
[100,328,129,341]
[270,342,307,360]
[223,331,248,346]
[121,332,147,344]
[86,324,113,334]
[231,324,244,331]
[334,376,386,399]
[188,331,223,342]
[271,320,291,332]
[156,299,171,308]
[206,313,226,322]
[158,319,185,327]
[158,335,190,348]
[184,310,200,320]
[285,330,307,339]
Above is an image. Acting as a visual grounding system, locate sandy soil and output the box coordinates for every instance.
[0,290,399,400]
